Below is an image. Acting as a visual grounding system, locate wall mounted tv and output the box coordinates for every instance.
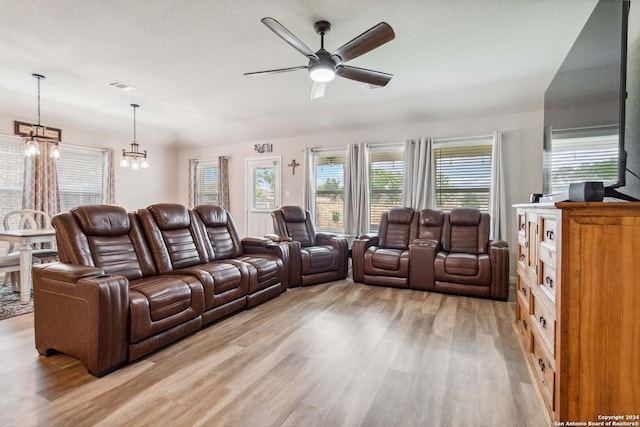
[542,0,640,201]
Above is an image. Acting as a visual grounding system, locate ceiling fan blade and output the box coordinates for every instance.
[244,65,308,76]
[261,17,319,60]
[336,65,393,87]
[331,22,395,64]
[311,81,326,100]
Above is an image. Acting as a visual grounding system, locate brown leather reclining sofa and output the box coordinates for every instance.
[352,207,509,301]
[32,203,291,377]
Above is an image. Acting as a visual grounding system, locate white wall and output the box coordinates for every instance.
[178,109,545,273]
[0,112,180,211]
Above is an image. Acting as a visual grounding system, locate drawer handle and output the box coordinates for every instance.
[520,224,525,231]
[546,229,555,240]
[521,287,527,297]
[545,276,554,288]
[538,358,546,373]
[524,241,529,248]
[539,316,547,328]
[519,254,525,261]
[523,319,528,330]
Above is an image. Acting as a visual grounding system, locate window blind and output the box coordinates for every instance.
[434,140,492,211]
[368,144,404,229]
[57,146,109,211]
[0,136,25,227]
[314,151,346,231]
[195,161,220,206]
[549,134,618,194]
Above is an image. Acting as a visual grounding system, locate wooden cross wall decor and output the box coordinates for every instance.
[288,159,300,175]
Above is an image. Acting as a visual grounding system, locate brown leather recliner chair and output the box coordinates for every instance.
[270,206,348,286]
[352,207,418,288]
[411,207,509,301]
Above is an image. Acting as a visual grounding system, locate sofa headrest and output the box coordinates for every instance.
[449,208,481,226]
[387,207,414,224]
[419,209,444,226]
[148,203,190,230]
[193,205,228,227]
[71,205,130,236]
[280,206,307,222]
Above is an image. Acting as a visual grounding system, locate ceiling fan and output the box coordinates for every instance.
[245,17,395,99]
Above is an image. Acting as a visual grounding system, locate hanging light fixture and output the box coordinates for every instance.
[24,73,61,158]
[120,103,149,169]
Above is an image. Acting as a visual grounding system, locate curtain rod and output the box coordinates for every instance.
[433,133,495,143]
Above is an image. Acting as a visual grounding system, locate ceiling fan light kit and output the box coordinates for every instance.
[245,17,395,99]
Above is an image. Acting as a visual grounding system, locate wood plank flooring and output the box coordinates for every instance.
[0,279,548,427]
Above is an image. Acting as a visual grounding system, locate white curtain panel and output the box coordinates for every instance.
[303,148,315,214]
[489,130,507,240]
[402,137,435,210]
[188,159,197,208]
[344,143,370,238]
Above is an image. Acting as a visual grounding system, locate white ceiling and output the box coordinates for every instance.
[0,0,601,149]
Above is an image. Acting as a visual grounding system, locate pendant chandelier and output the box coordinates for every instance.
[120,103,149,169]
[24,73,61,158]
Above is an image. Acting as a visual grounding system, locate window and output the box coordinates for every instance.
[193,160,220,206]
[369,144,404,229]
[56,145,111,211]
[434,138,493,211]
[549,131,618,194]
[313,150,346,231]
[0,136,25,225]
[246,158,280,211]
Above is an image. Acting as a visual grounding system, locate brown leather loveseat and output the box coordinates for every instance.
[352,207,509,300]
[32,203,290,377]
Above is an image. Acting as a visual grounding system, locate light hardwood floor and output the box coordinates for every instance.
[0,279,548,427]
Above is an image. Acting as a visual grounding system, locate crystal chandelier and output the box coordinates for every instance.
[120,103,149,169]
[24,73,61,158]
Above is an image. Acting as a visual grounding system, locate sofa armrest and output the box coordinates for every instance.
[264,234,292,242]
[32,263,130,377]
[408,239,439,290]
[316,233,349,279]
[489,240,510,301]
[242,237,292,288]
[351,236,379,282]
[315,232,338,244]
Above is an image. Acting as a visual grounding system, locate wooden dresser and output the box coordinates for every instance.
[514,202,640,424]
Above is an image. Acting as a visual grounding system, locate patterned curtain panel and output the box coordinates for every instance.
[218,156,230,210]
[22,140,60,219]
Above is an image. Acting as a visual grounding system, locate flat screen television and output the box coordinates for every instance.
[542,0,640,201]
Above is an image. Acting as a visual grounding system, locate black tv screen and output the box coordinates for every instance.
[542,0,639,201]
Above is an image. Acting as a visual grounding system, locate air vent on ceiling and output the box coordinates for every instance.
[107,80,137,91]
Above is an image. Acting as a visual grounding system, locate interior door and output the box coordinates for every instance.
[246,157,281,237]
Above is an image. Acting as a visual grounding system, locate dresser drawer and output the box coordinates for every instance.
[518,213,526,235]
[541,216,557,248]
[540,260,557,300]
[516,276,531,311]
[532,293,556,353]
[516,296,532,351]
[531,335,555,412]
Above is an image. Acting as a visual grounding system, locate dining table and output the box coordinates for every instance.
[0,228,56,303]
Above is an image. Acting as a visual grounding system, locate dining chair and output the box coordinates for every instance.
[2,210,55,291]
[0,241,42,292]
[3,209,58,262]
